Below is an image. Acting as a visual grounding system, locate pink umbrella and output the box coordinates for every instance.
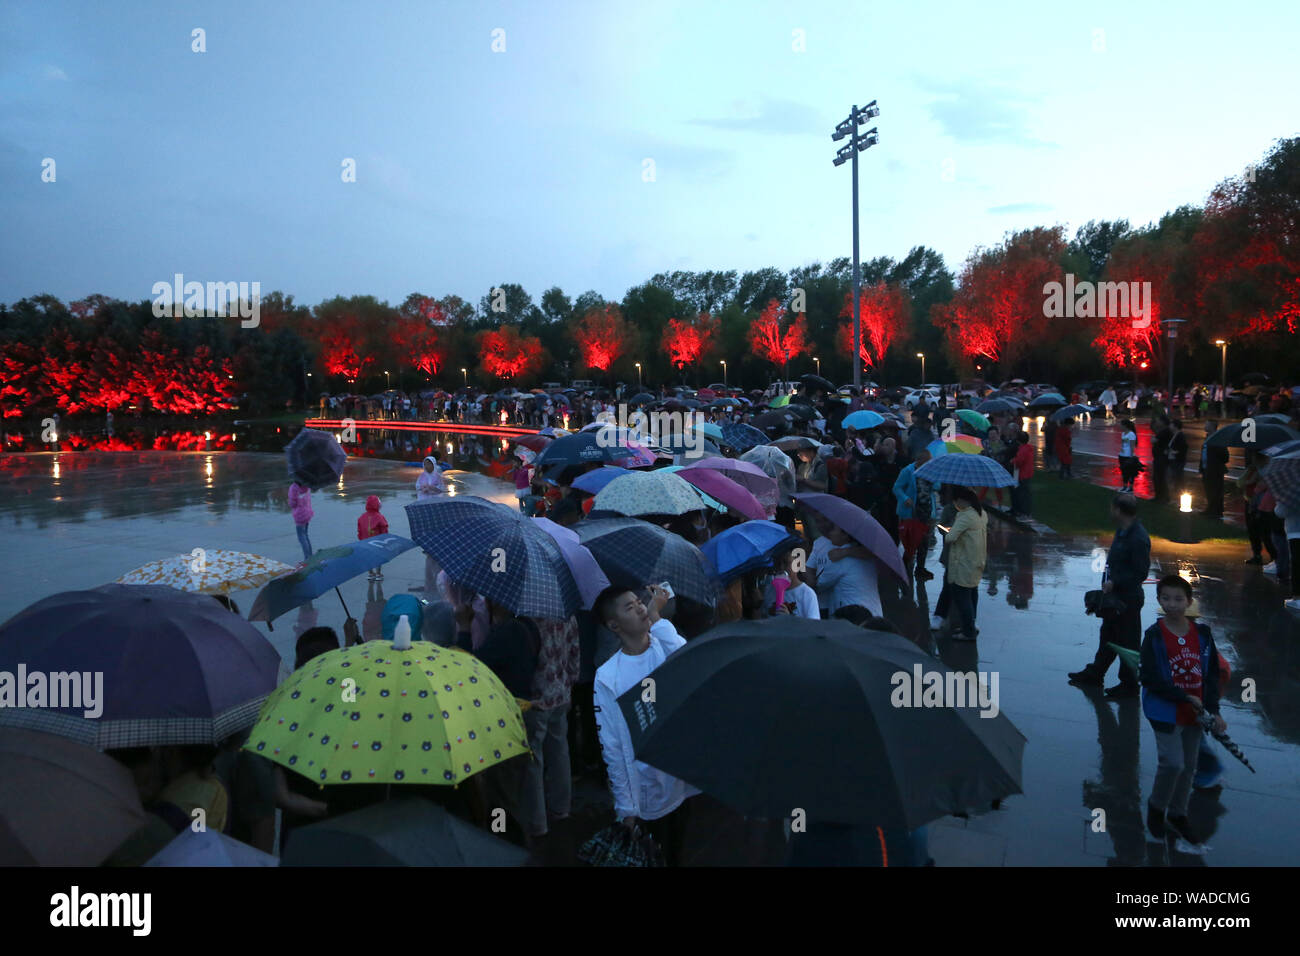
[532,517,611,609]
[675,468,767,521]
[679,458,779,516]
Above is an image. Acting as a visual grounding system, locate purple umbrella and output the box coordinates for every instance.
[532,517,611,608]
[792,493,909,584]
[675,468,767,521]
[0,584,281,748]
[679,458,779,516]
[571,466,631,496]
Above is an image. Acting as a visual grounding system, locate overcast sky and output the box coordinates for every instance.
[2,0,1296,309]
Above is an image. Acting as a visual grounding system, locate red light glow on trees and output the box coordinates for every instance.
[836,283,910,368]
[573,305,631,371]
[478,326,546,379]
[747,300,807,365]
[663,313,719,368]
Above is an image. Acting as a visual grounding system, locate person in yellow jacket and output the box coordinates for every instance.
[945,486,988,641]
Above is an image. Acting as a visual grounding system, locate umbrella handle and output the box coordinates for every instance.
[335,586,352,619]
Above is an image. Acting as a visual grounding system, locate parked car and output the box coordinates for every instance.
[570,379,596,391]
[904,386,942,409]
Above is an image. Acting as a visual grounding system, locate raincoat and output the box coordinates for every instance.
[416,457,446,498]
[288,482,313,525]
[357,495,389,539]
[945,505,988,588]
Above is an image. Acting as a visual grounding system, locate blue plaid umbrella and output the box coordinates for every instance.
[248,533,418,624]
[575,518,717,606]
[0,585,280,748]
[916,453,1018,488]
[285,427,347,490]
[702,521,801,582]
[570,466,631,495]
[405,497,581,619]
[1261,455,1300,513]
[719,423,768,453]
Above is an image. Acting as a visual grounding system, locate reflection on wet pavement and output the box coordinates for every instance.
[1,447,1296,866]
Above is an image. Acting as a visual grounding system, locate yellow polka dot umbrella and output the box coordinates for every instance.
[244,640,528,788]
[117,550,294,595]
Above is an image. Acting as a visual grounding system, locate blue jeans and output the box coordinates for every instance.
[296,523,312,560]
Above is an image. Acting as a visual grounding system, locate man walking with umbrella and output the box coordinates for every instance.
[1069,493,1151,698]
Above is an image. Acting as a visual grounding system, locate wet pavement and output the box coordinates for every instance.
[2,446,1298,866]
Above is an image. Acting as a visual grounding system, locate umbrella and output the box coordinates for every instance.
[917,454,1018,488]
[843,410,886,430]
[719,422,769,453]
[0,728,147,866]
[145,828,278,867]
[248,534,418,624]
[285,427,347,490]
[656,432,724,458]
[533,432,637,467]
[1250,413,1292,425]
[926,440,951,459]
[245,640,528,788]
[1027,393,1067,408]
[0,584,280,748]
[977,398,1023,414]
[1206,422,1300,449]
[537,426,568,437]
[785,404,820,422]
[531,517,611,608]
[680,458,779,516]
[769,394,791,408]
[944,440,982,455]
[117,550,293,595]
[695,421,725,442]
[282,797,528,866]
[511,435,553,453]
[616,617,1026,828]
[594,471,705,518]
[800,373,835,392]
[574,518,717,606]
[711,397,742,407]
[658,465,727,513]
[791,492,909,584]
[753,411,793,433]
[740,445,797,506]
[955,409,991,433]
[701,520,802,581]
[949,433,983,450]
[1049,404,1095,422]
[1196,711,1256,774]
[1261,438,1300,458]
[570,466,631,495]
[1261,456,1300,513]
[405,497,582,619]
[770,435,819,453]
[672,467,767,521]
[629,392,657,405]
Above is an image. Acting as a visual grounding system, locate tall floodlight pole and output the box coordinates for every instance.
[833,100,880,390]
[1162,318,1186,414]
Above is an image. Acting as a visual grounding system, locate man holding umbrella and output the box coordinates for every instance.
[592,585,698,864]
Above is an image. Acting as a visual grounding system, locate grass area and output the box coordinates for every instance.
[1024,472,1246,545]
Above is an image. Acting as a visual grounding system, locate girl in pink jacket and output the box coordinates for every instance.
[289,480,314,561]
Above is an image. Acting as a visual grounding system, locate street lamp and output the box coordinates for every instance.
[720,360,727,387]
[814,356,820,377]
[635,362,642,387]
[832,98,880,391]
[461,367,468,387]
[1161,319,1187,413]
[1214,339,1228,417]
[916,352,925,385]
[384,370,390,388]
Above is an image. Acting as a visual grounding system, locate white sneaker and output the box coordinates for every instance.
[1286,598,1300,612]
[1263,563,1277,574]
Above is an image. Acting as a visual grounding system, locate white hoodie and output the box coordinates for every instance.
[594,621,699,821]
[416,456,446,498]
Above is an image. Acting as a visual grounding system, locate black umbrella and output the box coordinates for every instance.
[1027,393,1067,408]
[1049,403,1097,422]
[784,404,820,422]
[574,518,717,606]
[533,432,637,467]
[1206,422,1299,449]
[977,398,1023,415]
[285,427,347,490]
[617,617,1026,829]
[282,797,528,866]
[753,411,793,432]
[630,392,657,404]
[800,373,835,392]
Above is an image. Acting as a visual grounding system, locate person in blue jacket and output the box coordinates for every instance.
[1139,574,1224,847]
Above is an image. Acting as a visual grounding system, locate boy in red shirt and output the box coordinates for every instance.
[1139,574,1225,847]
[357,494,389,580]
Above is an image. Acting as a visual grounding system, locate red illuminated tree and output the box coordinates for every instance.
[932,227,1066,371]
[572,305,632,371]
[393,313,446,376]
[836,283,911,368]
[747,300,808,366]
[478,325,547,380]
[132,331,236,414]
[662,312,719,369]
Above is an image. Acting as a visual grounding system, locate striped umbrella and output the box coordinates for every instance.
[575,518,717,606]
[117,550,293,595]
[404,497,582,619]
[917,453,1018,488]
[593,471,705,517]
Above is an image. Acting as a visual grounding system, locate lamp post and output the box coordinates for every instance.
[461,367,468,388]
[720,360,727,387]
[1161,319,1186,414]
[917,352,925,385]
[1214,339,1228,417]
[814,356,820,378]
[832,99,880,391]
[384,370,390,389]
[783,348,790,391]
[636,362,642,387]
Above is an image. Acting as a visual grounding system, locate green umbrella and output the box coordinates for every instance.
[1107,643,1140,675]
[769,394,791,408]
[956,409,991,433]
